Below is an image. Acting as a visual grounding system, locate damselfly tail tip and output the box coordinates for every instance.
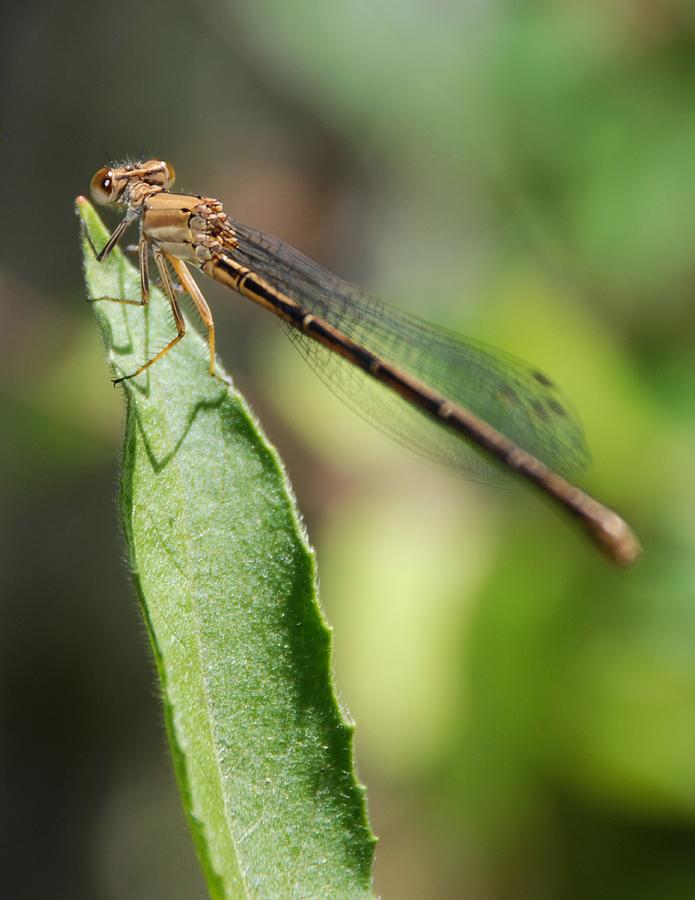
[593,511,642,567]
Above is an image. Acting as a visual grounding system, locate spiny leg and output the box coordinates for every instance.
[98,213,134,262]
[81,208,136,262]
[82,213,148,307]
[167,255,217,376]
[139,233,150,301]
[113,248,186,384]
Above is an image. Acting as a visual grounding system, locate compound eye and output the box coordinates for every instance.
[165,161,176,187]
[90,167,116,205]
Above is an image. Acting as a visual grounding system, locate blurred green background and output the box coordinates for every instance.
[2,1,695,897]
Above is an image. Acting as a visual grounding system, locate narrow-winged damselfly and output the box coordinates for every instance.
[82,159,641,566]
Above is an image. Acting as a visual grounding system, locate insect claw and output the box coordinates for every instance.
[215,371,234,388]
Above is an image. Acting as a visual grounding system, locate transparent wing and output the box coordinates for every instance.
[229,218,591,480]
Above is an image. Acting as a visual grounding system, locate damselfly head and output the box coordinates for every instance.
[90,159,176,206]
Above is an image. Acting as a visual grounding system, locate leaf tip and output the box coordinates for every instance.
[75,195,91,218]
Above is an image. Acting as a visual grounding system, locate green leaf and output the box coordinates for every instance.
[75,197,376,899]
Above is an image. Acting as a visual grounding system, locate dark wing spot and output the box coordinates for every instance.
[547,399,567,417]
[532,370,554,387]
[532,400,549,421]
[499,384,519,403]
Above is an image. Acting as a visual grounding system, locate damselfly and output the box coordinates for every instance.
[83,159,641,566]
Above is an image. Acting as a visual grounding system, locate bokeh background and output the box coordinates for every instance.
[2,1,695,897]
